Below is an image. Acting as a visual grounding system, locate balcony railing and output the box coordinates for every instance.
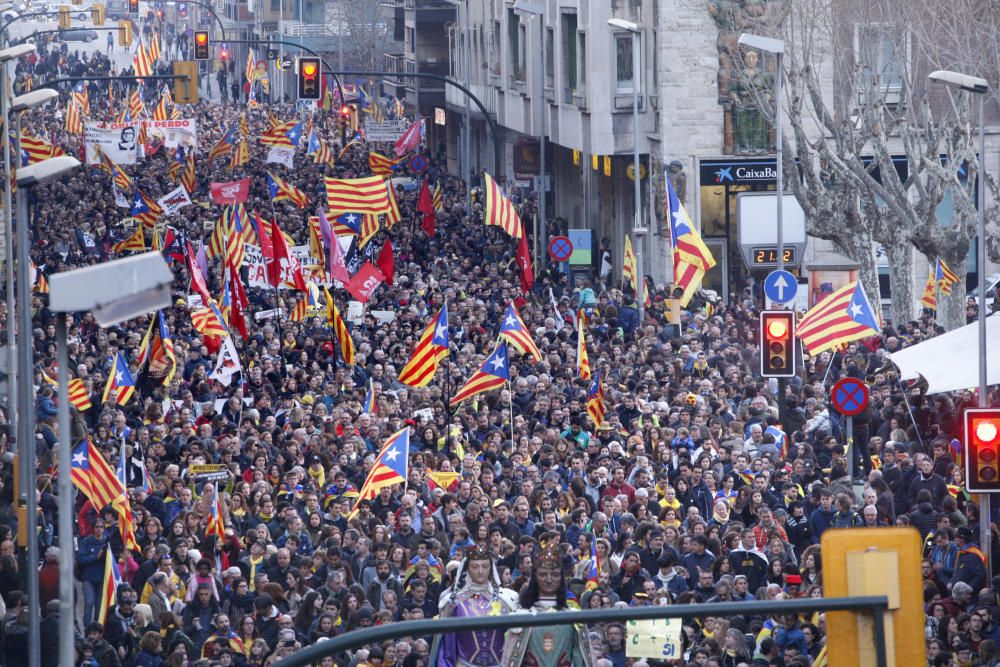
[279,20,338,37]
[445,81,497,116]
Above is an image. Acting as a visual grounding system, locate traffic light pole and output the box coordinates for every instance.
[12,26,130,46]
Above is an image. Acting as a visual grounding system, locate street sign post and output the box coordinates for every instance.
[831,377,870,481]
[763,269,797,304]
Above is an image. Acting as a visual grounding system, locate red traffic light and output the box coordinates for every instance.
[759,310,795,378]
[965,408,1000,491]
[195,32,208,45]
[340,105,350,117]
[219,49,229,61]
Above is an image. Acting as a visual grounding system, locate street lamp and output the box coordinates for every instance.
[929,68,990,556]
[49,251,174,667]
[10,88,57,112]
[14,154,79,667]
[0,42,35,435]
[607,17,644,318]
[738,33,785,272]
[514,0,546,265]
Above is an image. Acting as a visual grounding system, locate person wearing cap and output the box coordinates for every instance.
[951,527,988,593]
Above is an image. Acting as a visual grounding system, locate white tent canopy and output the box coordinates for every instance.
[890,314,1000,395]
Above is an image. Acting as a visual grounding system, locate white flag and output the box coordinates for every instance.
[266,146,295,168]
[156,185,192,216]
[210,336,242,386]
[113,183,131,208]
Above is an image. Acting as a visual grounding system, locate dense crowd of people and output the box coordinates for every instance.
[0,32,997,667]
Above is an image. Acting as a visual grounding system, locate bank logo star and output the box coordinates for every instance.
[714,167,733,183]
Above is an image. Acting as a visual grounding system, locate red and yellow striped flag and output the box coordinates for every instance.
[324,287,355,365]
[482,172,523,239]
[577,317,591,380]
[325,176,391,214]
[65,99,83,134]
[623,236,638,293]
[384,179,402,228]
[368,152,400,177]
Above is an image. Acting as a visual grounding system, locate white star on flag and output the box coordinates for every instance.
[849,302,863,318]
[504,314,518,328]
[489,354,505,371]
[434,323,447,342]
[72,452,85,466]
[384,447,400,462]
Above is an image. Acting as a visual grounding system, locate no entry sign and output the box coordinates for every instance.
[831,377,870,416]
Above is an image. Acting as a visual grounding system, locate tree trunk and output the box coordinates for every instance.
[936,262,967,331]
[833,227,881,321]
[884,240,914,327]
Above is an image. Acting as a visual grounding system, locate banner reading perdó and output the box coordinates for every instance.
[144,118,198,148]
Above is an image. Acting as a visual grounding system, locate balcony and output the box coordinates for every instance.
[445,81,497,117]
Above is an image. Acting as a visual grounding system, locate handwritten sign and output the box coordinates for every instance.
[626,618,683,660]
[244,244,323,289]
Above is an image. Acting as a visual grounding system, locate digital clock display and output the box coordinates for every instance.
[752,247,795,266]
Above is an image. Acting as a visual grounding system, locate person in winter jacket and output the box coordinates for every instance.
[77,518,110,625]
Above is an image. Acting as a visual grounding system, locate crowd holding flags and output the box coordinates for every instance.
[102,353,136,405]
[499,302,541,361]
[921,257,962,313]
[587,370,606,426]
[352,428,410,510]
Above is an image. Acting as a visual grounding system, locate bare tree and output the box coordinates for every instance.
[745,0,1000,329]
[337,0,394,72]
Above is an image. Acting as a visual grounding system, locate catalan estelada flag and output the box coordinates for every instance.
[398,305,449,387]
[451,341,509,406]
[97,547,123,625]
[499,302,541,361]
[208,126,236,163]
[113,225,146,253]
[260,121,303,148]
[797,281,881,355]
[920,268,938,311]
[307,130,335,166]
[936,257,961,295]
[71,438,125,511]
[667,176,715,306]
[102,352,135,405]
[362,377,376,414]
[482,172,523,239]
[577,317,591,381]
[267,172,309,208]
[205,484,226,539]
[587,370,606,426]
[353,428,410,509]
[130,190,162,229]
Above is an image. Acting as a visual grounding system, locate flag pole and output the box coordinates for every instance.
[507,380,514,444]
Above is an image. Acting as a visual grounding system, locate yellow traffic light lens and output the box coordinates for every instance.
[196,33,207,44]
[302,62,317,76]
[977,420,999,444]
[766,319,787,338]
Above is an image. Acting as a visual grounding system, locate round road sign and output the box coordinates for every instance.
[409,155,428,173]
[831,377,870,416]
[548,236,573,262]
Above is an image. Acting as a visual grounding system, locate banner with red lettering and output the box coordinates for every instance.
[346,262,386,302]
[143,118,198,148]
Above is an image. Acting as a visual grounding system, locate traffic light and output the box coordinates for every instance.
[128,0,138,13]
[759,310,795,377]
[340,105,350,118]
[92,3,104,25]
[297,57,321,100]
[58,5,70,28]
[118,19,131,46]
[219,45,229,62]
[173,61,199,104]
[965,409,1000,492]
[193,30,209,60]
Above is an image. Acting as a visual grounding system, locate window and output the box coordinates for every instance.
[490,20,501,75]
[270,0,279,12]
[614,34,634,93]
[508,9,524,80]
[545,27,554,88]
[577,31,586,86]
[561,12,577,91]
[406,27,416,52]
[855,24,908,101]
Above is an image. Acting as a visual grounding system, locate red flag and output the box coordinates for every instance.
[228,263,249,340]
[393,119,421,157]
[209,177,251,204]
[185,240,212,305]
[346,262,385,303]
[376,239,395,285]
[255,211,275,278]
[417,179,435,238]
[269,219,308,291]
[516,222,534,293]
[329,233,351,284]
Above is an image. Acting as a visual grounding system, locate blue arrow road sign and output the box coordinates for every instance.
[764,270,798,304]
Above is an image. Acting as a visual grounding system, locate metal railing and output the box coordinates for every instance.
[275,595,891,667]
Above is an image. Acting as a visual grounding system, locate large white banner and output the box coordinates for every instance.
[144,118,198,148]
[244,244,325,289]
[157,185,193,215]
[84,121,140,165]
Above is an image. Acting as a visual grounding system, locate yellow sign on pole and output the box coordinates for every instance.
[603,155,612,177]
[821,527,925,667]
[626,618,682,661]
